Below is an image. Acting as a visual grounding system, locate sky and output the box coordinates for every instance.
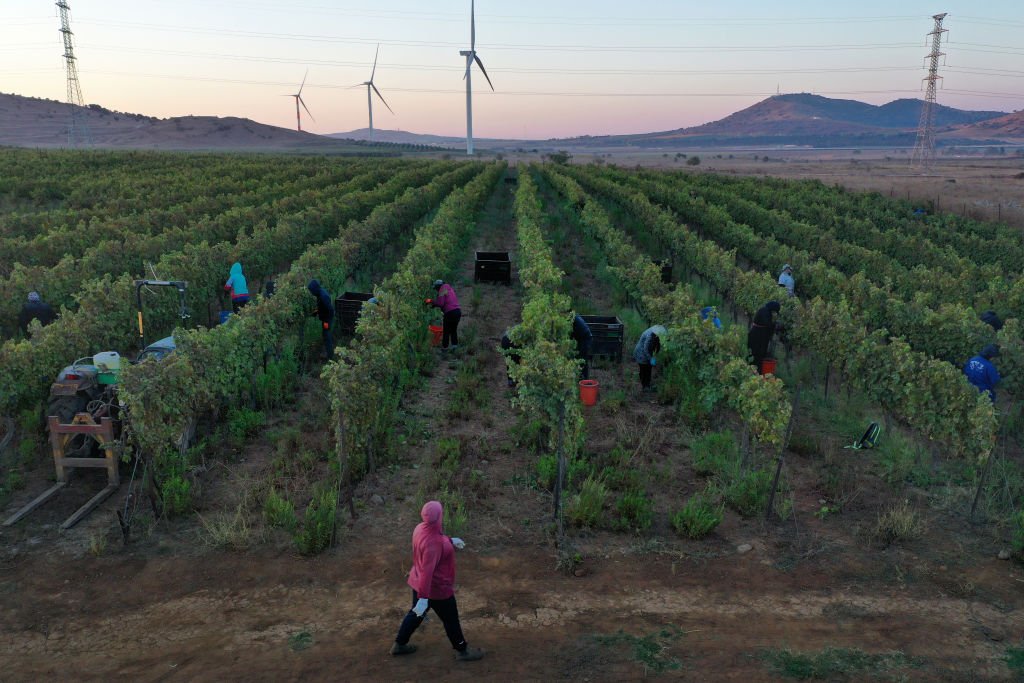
[2,1,1022,139]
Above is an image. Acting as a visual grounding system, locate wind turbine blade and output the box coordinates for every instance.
[474,55,494,91]
[372,83,394,114]
[298,69,308,96]
[371,43,380,82]
[471,0,476,51]
[299,96,315,123]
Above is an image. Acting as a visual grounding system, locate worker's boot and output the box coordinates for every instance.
[455,647,484,662]
[390,642,417,656]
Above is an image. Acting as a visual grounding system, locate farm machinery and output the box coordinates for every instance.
[3,280,188,530]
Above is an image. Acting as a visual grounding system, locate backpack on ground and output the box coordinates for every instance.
[845,421,881,450]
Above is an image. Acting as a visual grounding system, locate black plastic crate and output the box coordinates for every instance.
[474,251,512,285]
[334,291,373,335]
[580,314,624,362]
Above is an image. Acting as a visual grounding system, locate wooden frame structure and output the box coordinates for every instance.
[3,414,119,530]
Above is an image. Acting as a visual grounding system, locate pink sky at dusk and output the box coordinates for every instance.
[2,1,1022,139]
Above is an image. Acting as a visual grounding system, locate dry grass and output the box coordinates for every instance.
[874,499,926,544]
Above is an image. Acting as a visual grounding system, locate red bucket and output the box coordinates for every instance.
[579,379,599,406]
[428,324,444,347]
[759,358,777,376]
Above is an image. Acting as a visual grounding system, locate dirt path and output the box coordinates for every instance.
[2,538,1021,681]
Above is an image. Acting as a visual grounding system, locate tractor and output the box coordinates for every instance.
[3,280,189,530]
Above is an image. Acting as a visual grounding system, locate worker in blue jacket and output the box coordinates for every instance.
[963,344,1001,401]
[308,279,335,361]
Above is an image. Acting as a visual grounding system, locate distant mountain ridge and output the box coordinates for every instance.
[0,90,1018,151]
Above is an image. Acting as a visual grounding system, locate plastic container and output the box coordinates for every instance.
[759,358,777,376]
[579,379,600,406]
[219,310,232,325]
[93,351,121,385]
[428,324,444,347]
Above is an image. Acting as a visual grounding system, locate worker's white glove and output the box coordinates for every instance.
[413,598,429,617]
[650,357,657,366]
[451,537,466,550]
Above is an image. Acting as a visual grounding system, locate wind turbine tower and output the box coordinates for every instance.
[911,12,948,172]
[287,71,314,132]
[363,45,394,140]
[459,0,494,156]
[56,1,92,147]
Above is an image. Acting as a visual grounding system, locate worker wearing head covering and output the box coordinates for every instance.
[747,301,781,370]
[778,264,795,297]
[427,280,461,350]
[224,262,250,313]
[700,306,722,330]
[391,501,484,662]
[633,325,666,390]
[963,344,1001,401]
[980,310,1003,332]
[307,279,335,361]
[18,291,57,336]
[571,314,594,380]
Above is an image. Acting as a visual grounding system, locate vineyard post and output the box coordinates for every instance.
[553,403,567,546]
[336,414,357,521]
[824,363,831,403]
[766,385,800,521]
[740,425,751,470]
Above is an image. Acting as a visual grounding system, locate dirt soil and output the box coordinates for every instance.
[3,176,1024,681]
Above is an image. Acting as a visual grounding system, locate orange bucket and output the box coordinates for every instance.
[579,379,599,406]
[759,358,777,376]
[428,324,444,347]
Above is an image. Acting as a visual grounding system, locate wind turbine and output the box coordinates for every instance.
[459,0,493,155]
[363,44,393,140]
[286,70,314,132]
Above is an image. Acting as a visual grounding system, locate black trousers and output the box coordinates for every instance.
[321,323,335,361]
[394,590,467,651]
[639,363,653,387]
[442,309,462,348]
[232,297,249,314]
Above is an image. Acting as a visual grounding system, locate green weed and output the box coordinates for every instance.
[1011,510,1024,557]
[761,646,920,680]
[289,630,314,652]
[874,499,925,544]
[722,467,772,518]
[593,625,684,674]
[294,487,337,555]
[227,407,265,447]
[1005,645,1024,676]
[672,489,724,538]
[613,489,654,533]
[264,488,297,531]
[566,476,608,528]
[874,432,933,488]
[691,430,739,476]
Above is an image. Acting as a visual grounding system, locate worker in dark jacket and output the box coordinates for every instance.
[308,279,335,360]
[964,344,1001,401]
[18,291,57,335]
[633,325,666,390]
[747,301,781,370]
[571,315,593,380]
[980,310,1003,332]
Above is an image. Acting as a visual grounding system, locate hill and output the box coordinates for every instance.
[948,110,1024,140]
[0,93,401,153]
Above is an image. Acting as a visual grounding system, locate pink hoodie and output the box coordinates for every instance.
[407,501,456,600]
[432,284,460,314]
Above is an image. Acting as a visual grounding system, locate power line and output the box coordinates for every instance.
[76,43,930,77]
[74,20,928,54]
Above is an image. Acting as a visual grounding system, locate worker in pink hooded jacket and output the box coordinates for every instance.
[426,279,461,350]
[391,500,484,662]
